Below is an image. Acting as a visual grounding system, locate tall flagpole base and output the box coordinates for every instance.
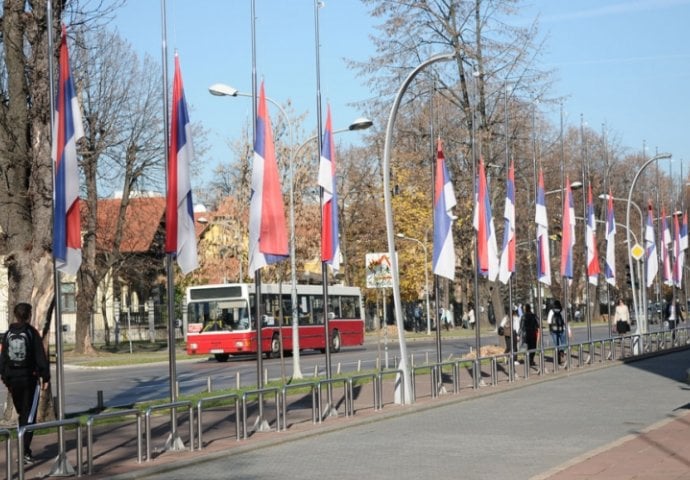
[164,432,186,452]
[253,416,272,433]
[321,403,339,419]
[49,452,75,477]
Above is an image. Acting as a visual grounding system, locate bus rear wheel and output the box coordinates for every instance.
[270,334,281,358]
[331,330,341,353]
[214,353,230,362]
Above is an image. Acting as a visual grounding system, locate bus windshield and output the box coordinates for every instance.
[187,299,250,331]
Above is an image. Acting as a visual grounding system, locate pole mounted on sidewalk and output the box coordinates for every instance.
[626,152,672,354]
[382,51,456,405]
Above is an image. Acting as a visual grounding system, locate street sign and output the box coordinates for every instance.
[631,243,644,260]
[366,252,394,288]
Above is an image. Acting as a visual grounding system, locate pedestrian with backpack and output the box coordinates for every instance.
[0,303,50,466]
[547,300,567,365]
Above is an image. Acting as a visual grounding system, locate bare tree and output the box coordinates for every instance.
[0,0,124,419]
[349,0,552,322]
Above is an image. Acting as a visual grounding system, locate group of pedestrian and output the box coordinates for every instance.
[499,303,541,367]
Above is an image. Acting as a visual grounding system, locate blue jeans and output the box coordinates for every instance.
[550,331,567,361]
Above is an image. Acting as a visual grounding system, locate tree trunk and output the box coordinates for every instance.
[0,0,64,423]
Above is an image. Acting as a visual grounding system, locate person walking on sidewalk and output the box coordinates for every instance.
[547,300,567,365]
[613,298,631,335]
[664,297,683,344]
[0,303,51,465]
[520,304,541,367]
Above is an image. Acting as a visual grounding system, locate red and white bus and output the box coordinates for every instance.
[185,283,365,362]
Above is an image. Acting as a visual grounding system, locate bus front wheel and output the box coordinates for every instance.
[214,353,230,362]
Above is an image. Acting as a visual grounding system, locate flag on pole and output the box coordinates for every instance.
[53,26,85,276]
[318,105,341,271]
[560,176,576,281]
[678,212,688,288]
[585,184,600,285]
[673,212,682,288]
[165,54,198,274]
[661,206,673,286]
[535,169,551,285]
[604,192,616,286]
[498,160,516,284]
[432,139,457,280]
[645,202,658,288]
[473,157,499,281]
[248,82,289,275]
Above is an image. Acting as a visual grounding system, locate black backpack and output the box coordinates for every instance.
[550,310,565,334]
[4,325,33,369]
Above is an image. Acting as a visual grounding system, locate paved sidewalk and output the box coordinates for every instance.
[14,347,690,479]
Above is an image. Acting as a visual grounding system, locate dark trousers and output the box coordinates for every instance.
[668,320,677,341]
[526,333,538,365]
[7,377,40,455]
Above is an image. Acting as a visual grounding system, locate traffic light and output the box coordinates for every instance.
[625,265,632,286]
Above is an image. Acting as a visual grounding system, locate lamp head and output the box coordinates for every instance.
[396,233,405,238]
[208,83,238,97]
[569,181,583,191]
[348,117,373,131]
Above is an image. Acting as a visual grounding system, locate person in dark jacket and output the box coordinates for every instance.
[520,304,541,367]
[0,303,50,465]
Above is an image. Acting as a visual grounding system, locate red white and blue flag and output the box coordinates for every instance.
[165,54,198,274]
[318,105,341,272]
[52,26,84,276]
[661,206,673,286]
[473,157,499,281]
[498,160,515,284]
[604,192,616,286]
[673,212,683,288]
[248,82,289,274]
[678,212,688,288]
[560,176,576,281]
[645,202,658,288]
[585,184,600,285]
[432,139,457,280]
[535,169,551,285]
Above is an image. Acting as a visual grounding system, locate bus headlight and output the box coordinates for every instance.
[189,343,198,350]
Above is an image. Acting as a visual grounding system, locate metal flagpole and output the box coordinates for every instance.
[471,73,482,385]
[532,104,544,374]
[580,115,592,344]
[250,0,269,432]
[430,80,444,395]
[504,80,515,380]
[159,0,184,451]
[47,2,76,475]
[314,0,337,418]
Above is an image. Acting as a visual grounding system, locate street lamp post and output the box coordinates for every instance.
[626,152,672,353]
[599,194,644,323]
[396,233,432,335]
[209,83,371,380]
[382,52,456,405]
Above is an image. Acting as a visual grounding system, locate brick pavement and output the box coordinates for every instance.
[536,409,690,480]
